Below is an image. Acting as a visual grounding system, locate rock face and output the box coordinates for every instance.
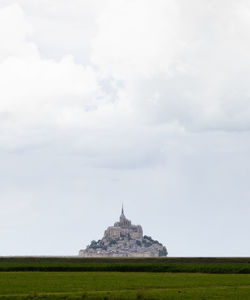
[79,207,168,257]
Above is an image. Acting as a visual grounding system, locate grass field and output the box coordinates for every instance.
[0,272,250,299]
[0,258,250,299]
[0,257,250,273]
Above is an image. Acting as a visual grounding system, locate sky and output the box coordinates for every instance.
[0,0,250,256]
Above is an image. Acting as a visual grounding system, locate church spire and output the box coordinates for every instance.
[121,203,124,216]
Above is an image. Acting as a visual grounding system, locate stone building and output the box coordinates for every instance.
[79,206,168,257]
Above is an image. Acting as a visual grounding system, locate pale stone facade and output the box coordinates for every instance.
[79,207,167,257]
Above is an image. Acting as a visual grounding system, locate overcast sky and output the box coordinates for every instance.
[0,0,250,256]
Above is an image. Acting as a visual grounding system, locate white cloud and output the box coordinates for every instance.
[0,4,38,61]
[0,0,250,167]
[92,0,182,79]
[92,0,250,131]
[0,55,102,125]
[0,4,111,150]
[1,0,250,151]
[0,2,171,169]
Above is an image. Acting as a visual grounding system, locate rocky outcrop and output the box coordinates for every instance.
[79,207,167,257]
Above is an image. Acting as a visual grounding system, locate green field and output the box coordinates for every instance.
[1,257,250,273]
[0,272,250,299]
[0,258,250,299]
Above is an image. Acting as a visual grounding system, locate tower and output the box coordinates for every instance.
[119,204,131,227]
[121,204,125,217]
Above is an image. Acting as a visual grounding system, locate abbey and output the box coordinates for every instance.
[79,206,167,257]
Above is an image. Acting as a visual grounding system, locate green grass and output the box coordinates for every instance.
[0,257,250,273]
[0,272,249,299]
[0,258,250,299]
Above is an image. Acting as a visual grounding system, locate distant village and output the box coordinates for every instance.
[79,207,167,257]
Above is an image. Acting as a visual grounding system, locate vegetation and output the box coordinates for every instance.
[0,271,249,299]
[108,239,117,246]
[0,258,249,299]
[0,257,250,273]
[142,236,161,248]
[89,240,107,250]
[143,235,160,244]
[158,247,167,257]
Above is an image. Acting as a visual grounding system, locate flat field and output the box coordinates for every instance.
[1,257,250,273]
[0,272,250,299]
[0,258,249,299]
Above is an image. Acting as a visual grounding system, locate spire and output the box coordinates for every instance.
[121,203,124,215]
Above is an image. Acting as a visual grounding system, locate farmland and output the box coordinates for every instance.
[0,257,250,299]
[1,257,250,273]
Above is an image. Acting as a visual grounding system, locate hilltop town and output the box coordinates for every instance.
[79,207,167,257]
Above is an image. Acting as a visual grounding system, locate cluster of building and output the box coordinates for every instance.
[79,206,167,257]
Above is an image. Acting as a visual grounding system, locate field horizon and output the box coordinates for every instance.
[0,256,250,274]
[0,257,250,299]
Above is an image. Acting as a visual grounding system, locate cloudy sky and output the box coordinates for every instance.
[0,0,250,256]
